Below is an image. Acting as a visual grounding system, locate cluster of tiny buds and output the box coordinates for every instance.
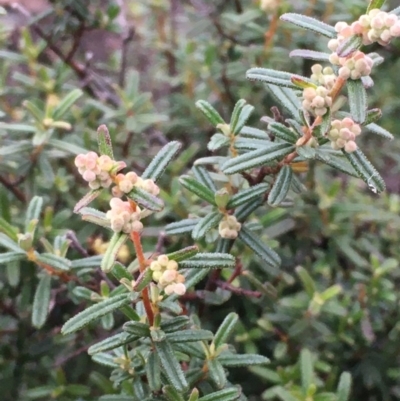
[75,152,125,190]
[106,198,143,234]
[329,51,373,80]
[219,215,242,239]
[112,172,160,198]
[329,9,400,50]
[302,86,333,117]
[150,255,186,296]
[259,0,280,13]
[327,118,361,153]
[310,64,337,89]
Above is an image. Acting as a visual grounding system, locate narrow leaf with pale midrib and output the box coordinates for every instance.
[127,186,164,211]
[179,253,235,269]
[179,176,216,205]
[280,13,336,38]
[196,100,225,126]
[32,274,52,329]
[227,183,269,209]
[213,312,238,349]
[268,165,293,206]
[347,80,367,124]
[198,388,240,401]
[61,294,130,334]
[207,359,226,388]
[97,124,114,159]
[218,353,270,367]
[101,232,128,272]
[165,218,200,235]
[88,332,138,355]
[166,329,213,343]
[192,212,223,240]
[154,339,188,392]
[142,141,181,182]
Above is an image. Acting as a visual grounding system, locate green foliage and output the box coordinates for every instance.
[1,1,400,401]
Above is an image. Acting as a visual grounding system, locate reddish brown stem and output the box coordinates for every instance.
[130,231,154,326]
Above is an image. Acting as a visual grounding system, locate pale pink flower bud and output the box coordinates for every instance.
[390,23,400,36]
[338,67,351,80]
[130,220,143,233]
[98,155,113,171]
[303,88,316,101]
[336,138,346,148]
[161,270,177,284]
[167,260,178,270]
[74,154,86,168]
[89,181,101,190]
[82,170,96,182]
[173,283,186,296]
[314,107,328,117]
[345,140,357,153]
[158,255,169,266]
[112,186,124,198]
[85,152,98,169]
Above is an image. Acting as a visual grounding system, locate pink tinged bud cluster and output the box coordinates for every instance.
[310,64,337,89]
[329,51,373,80]
[302,86,332,117]
[329,10,400,50]
[112,173,160,198]
[327,118,361,153]
[75,152,116,190]
[150,255,186,296]
[106,198,143,234]
[219,215,241,239]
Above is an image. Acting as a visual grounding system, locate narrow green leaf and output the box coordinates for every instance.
[235,198,263,221]
[52,89,83,120]
[192,212,223,240]
[246,68,297,88]
[163,385,185,401]
[166,329,213,343]
[347,80,367,124]
[227,184,269,209]
[183,268,211,289]
[268,122,299,143]
[315,152,358,177]
[336,35,363,57]
[174,342,205,359]
[367,0,386,13]
[234,138,271,151]
[296,266,316,297]
[25,196,43,230]
[280,13,336,38]
[127,186,164,211]
[238,227,281,271]
[231,102,254,136]
[365,123,394,140]
[111,262,132,281]
[97,124,114,159]
[6,261,20,287]
[36,253,71,271]
[196,100,225,126]
[179,253,235,269]
[179,176,216,205]
[337,372,352,401]
[222,144,295,175]
[198,388,240,401]
[0,123,36,133]
[207,359,226,388]
[71,255,102,269]
[208,133,230,151]
[123,321,151,337]
[364,108,382,125]
[0,218,18,241]
[88,332,137,355]
[266,85,302,122]
[79,207,111,229]
[91,353,119,368]
[47,138,87,155]
[290,49,331,61]
[300,348,314,393]
[0,252,26,265]
[268,166,293,206]
[74,189,103,213]
[146,351,162,391]
[240,126,270,140]
[101,232,129,272]
[32,274,52,329]
[188,388,200,401]
[0,233,24,253]
[343,148,385,193]
[213,312,238,348]
[167,246,199,262]
[161,316,190,333]
[165,219,201,235]
[154,339,188,392]
[218,353,270,367]
[23,100,43,122]
[61,293,130,334]
[193,165,217,192]
[142,141,181,182]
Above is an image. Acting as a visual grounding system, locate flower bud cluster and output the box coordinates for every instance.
[327,118,361,153]
[260,0,279,13]
[329,51,373,80]
[112,172,160,198]
[150,255,186,296]
[219,215,242,239]
[302,86,332,117]
[106,198,143,234]
[75,152,125,190]
[328,10,400,50]
[310,64,337,89]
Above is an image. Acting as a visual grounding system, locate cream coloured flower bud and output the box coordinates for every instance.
[150,261,162,271]
[89,181,101,190]
[167,260,178,270]
[112,186,124,198]
[160,269,178,284]
[157,255,169,266]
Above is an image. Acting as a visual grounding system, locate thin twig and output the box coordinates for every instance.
[0,175,26,203]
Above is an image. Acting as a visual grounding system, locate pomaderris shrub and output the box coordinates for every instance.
[57,1,398,399]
